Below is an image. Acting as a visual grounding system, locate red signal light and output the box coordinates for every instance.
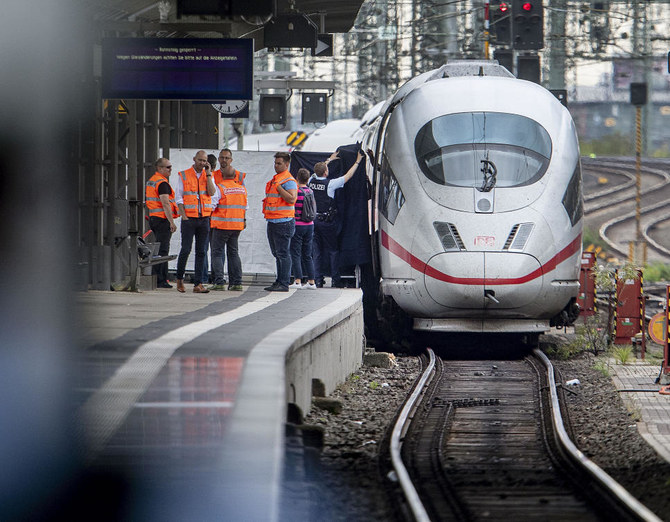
[499,2,509,12]
[522,2,532,10]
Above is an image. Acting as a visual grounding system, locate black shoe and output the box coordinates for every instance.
[264,282,280,291]
[267,285,289,292]
[158,282,173,289]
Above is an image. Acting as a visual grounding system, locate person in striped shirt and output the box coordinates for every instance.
[289,168,317,289]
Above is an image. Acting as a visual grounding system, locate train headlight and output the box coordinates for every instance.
[433,222,465,251]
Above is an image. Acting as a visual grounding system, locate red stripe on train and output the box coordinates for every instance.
[380,229,581,286]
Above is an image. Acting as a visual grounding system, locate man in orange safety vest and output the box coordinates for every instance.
[174,150,217,293]
[209,166,248,291]
[145,157,179,288]
[262,151,297,292]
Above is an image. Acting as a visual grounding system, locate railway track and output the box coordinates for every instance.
[583,159,669,213]
[385,348,660,521]
[582,158,670,263]
[600,202,670,261]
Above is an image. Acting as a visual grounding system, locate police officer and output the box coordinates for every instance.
[308,149,364,287]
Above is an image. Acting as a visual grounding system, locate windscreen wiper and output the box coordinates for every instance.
[479,159,497,192]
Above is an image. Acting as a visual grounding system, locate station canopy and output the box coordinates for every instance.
[79,0,364,44]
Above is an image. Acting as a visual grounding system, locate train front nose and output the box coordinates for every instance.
[424,252,543,309]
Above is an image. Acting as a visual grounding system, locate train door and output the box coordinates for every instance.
[369,104,397,279]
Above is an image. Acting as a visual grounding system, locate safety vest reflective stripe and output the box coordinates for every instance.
[212,217,245,223]
[217,204,247,210]
[179,168,212,217]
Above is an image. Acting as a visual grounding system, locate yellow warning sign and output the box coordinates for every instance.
[286,131,307,147]
[649,312,667,344]
[103,100,128,114]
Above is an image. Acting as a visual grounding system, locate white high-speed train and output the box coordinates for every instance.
[361,61,583,338]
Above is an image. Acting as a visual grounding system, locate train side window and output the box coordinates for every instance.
[415,112,552,188]
[379,154,405,224]
[562,162,583,226]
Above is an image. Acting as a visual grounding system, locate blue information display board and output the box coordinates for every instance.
[102,38,254,100]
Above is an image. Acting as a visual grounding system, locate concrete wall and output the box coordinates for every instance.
[285,293,364,417]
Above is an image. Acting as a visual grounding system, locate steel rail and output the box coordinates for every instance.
[586,168,670,213]
[390,348,436,522]
[534,348,662,522]
[599,197,670,260]
[583,167,635,203]
[643,214,670,257]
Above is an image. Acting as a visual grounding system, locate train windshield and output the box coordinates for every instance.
[414,112,551,188]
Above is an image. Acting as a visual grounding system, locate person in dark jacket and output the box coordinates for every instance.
[308,149,364,287]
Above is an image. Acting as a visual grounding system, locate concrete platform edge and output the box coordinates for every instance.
[637,423,670,464]
[219,289,364,521]
[610,364,670,465]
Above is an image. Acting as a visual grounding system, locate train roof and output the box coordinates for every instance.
[381,60,515,115]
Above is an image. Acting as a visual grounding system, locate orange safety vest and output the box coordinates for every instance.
[211,179,247,231]
[145,173,178,219]
[179,167,212,218]
[263,171,296,220]
[214,168,246,186]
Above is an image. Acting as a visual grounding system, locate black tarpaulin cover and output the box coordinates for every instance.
[290,144,371,268]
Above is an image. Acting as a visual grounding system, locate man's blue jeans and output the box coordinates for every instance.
[290,224,315,281]
[266,220,295,288]
[202,229,211,283]
[176,216,210,285]
[211,228,242,286]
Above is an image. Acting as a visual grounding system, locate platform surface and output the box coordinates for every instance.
[609,362,670,464]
